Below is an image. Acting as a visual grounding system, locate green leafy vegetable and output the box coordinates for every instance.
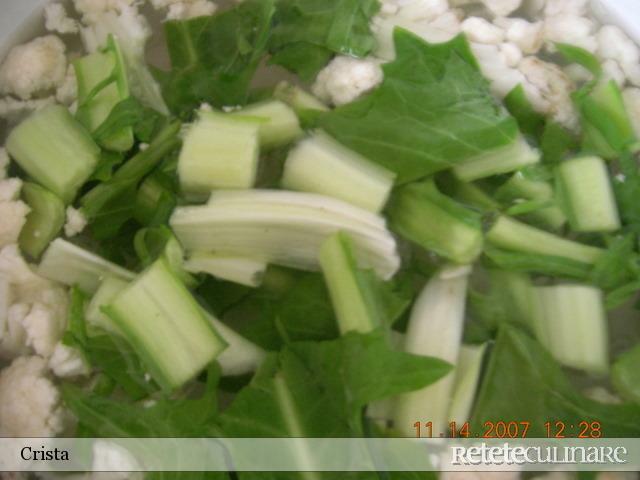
[504,84,545,137]
[320,30,519,183]
[220,331,452,436]
[268,0,380,81]
[63,287,157,399]
[471,325,640,437]
[159,0,275,116]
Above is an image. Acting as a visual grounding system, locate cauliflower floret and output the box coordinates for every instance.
[494,17,544,54]
[0,245,69,358]
[149,0,217,20]
[0,96,55,121]
[22,303,66,357]
[166,1,217,20]
[564,63,594,84]
[383,0,450,22]
[544,15,598,53]
[519,56,579,130]
[72,0,136,16]
[0,36,68,100]
[544,0,589,17]
[500,43,523,68]
[0,201,30,249]
[471,42,527,98]
[80,4,150,55]
[312,56,383,106]
[49,342,89,378]
[0,356,65,436]
[597,26,640,66]
[461,17,504,45]
[623,88,640,138]
[45,3,79,34]
[0,148,8,180]
[372,3,462,59]
[0,178,22,202]
[1,303,30,359]
[480,0,521,17]
[603,59,626,88]
[56,65,78,106]
[64,207,88,238]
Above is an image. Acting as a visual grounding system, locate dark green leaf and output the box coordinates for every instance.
[160,0,275,116]
[320,30,519,183]
[268,0,380,80]
[540,121,579,164]
[220,331,452,436]
[471,325,640,437]
[93,97,165,145]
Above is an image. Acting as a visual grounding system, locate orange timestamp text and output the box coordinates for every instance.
[413,420,603,439]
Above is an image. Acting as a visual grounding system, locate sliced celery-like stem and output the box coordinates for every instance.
[532,284,609,375]
[184,252,267,288]
[38,238,135,293]
[448,343,488,426]
[452,136,540,182]
[274,81,329,113]
[394,266,471,437]
[74,35,133,152]
[233,100,303,149]
[447,177,500,213]
[281,132,395,212]
[133,173,176,226]
[171,190,400,280]
[486,216,604,265]
[178,111,260,196]
[578,79,636,158]
[556,155,621,233]
[496,171,566,231]
[201,310,266,376]
[612,344,640,403]
[85,275,129,334]
[18,183,65,259]
[387,180,483,264]
[319,232,380,335]
[105,259,226,390]
[6,105,100,203]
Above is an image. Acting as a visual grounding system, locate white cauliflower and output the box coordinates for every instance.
[0,36,68,100]
[372,2,462,59]
[0,96,55,121]
[544,0,589,17]
[603,59,626,87]
[623,88,640,138]
[45,3,79,34]
[494,17,544,54]
[471,42,527,98]
[64,207,88,238]
[149,0,217,20]
[0,356,66,436]
[597,25,640,86]
[0,148,8,180]
[564,63,594,84]
[56,65,78,106]
[0,178,22,202]
[0,201,29,250]
[480,0,521,17]
[500,43,523,68]
[49,342,90,378]
[0,245,69,359]
[72,0,136,16]
[461,17,504,44]
[312,56,383,106]
[544,15,598,53]
[519,56,579,130]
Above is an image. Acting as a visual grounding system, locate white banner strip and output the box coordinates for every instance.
[1,438,638,472]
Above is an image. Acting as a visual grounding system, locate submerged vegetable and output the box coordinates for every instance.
[104,259,226,390]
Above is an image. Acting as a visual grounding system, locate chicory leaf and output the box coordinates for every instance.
[320,30,519,183]
[471,325,640,437]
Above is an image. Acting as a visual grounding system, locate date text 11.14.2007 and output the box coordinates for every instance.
[413,421,603,438]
